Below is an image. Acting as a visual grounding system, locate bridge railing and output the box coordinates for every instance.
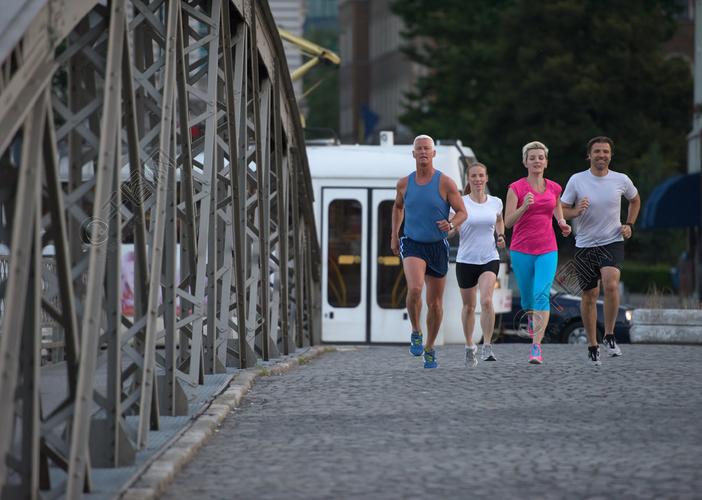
[0,0,320,498]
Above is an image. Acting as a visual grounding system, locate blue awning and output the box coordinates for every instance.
[640,172,700,229]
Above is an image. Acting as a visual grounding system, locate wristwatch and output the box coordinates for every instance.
[449,221,454,230]
[623,222,633,233]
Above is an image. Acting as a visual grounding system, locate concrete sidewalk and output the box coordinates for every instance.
[137,344,702,500]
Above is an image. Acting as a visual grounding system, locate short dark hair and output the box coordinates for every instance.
[586,136,614,155]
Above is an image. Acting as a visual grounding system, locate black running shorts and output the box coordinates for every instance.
[573,241,625,291]
[455,260,500,289]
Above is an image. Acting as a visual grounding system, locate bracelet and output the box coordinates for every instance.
[496,233,505,240]
[558,218,566,225]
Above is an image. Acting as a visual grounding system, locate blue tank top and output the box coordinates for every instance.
[403,171,450,242]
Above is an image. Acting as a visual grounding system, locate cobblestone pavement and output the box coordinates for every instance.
[160,344,702,500]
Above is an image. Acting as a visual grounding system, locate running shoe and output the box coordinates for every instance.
[481,344,497,362]
[423,349,438,369]
[409,331,423,356]
[465,345,478,368]
[588,346,601,366]
[528,343,543,364]
[601,334,622,357]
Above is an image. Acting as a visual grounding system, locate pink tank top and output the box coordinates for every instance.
[509,177,562,255]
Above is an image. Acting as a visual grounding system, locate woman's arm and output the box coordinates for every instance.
[495,213,506,249]
[553,199,571,237]
[504,188,532,229]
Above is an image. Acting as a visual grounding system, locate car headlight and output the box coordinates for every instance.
[625,310,633,322]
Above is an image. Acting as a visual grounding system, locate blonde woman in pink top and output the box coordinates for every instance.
[504,141,571,364]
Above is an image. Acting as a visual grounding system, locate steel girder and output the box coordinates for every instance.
[0,0,320,497]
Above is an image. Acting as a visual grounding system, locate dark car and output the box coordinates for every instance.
[497,280,633,344]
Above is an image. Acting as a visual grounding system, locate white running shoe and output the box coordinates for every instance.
[601,335,622,357]
[481,344,497,361]
[465,345,478,368]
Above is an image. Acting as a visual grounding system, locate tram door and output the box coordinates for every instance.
[370,189,409,342]
[321,189,367,342]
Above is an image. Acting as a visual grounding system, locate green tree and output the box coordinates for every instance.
[302,27,340,136]
[393,0,692,266]
[391,0,692,196]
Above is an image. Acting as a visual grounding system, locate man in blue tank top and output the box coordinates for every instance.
[391,135,467,368]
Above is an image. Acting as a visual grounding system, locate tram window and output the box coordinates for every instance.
[376,200,406,309]
[327,199,362,308]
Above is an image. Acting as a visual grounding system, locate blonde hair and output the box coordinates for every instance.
[463,162,488,195]
[522,141,549,162]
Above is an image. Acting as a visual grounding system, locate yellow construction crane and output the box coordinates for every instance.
[278,27,341,97]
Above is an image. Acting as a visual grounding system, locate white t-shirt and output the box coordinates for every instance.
[455,194,503,265]
[561,169,638,248]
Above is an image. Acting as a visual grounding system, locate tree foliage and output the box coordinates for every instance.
[302,27,340,136]
[391,0,692,198]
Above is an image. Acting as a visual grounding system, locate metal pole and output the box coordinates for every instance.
[695,1,702,299]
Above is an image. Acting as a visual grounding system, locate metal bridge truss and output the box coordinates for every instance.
[0,0,321,497]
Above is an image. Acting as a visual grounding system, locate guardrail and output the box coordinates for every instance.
[0,1,320,497]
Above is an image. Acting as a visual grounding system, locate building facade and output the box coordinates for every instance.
[269,0,305,99]
[339,0,422,143]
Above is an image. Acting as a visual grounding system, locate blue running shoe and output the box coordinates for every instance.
[409,331,423,356]
[423,349,438,369]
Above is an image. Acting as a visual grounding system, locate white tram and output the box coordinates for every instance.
[306,135,512,345]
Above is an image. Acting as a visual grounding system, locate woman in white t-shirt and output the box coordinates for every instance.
[451,163,505,367]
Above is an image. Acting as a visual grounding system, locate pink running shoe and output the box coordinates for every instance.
[529,343,543,364]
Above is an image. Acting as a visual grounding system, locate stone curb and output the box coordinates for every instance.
[118,345,335,500]
[631,309,702,344]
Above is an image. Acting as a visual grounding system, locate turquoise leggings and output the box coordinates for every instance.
[510,250,558,311]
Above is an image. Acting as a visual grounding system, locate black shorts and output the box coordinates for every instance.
[455,260,500,289]
[400,236,449,278]
[573,241,625,291]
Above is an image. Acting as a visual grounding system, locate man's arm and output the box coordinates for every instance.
[440,177,467,231]
[390,177,407,256]
[562,199,589,219]
[625,193,641,224]
[621,193,641,240]
[560,177,587,220]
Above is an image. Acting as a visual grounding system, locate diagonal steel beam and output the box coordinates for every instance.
[0,94,45,495]
[137,0,180,448]
[67,0,126,494]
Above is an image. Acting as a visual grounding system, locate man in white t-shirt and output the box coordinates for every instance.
[561,136,641,365]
